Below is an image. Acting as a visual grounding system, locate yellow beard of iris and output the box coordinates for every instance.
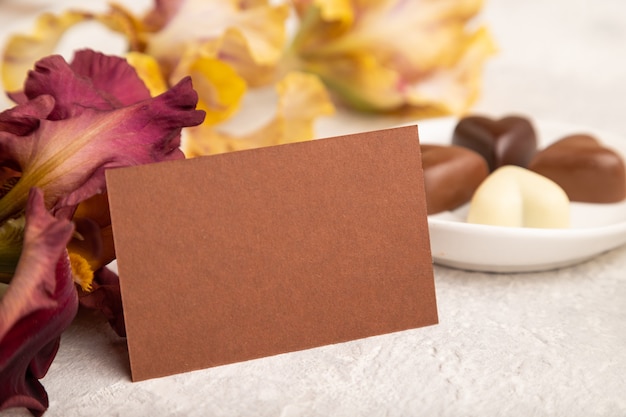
[68,252,94,292]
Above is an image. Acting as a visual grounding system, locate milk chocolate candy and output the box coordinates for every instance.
[452,115,537,171]
[528,134,626,203]
[467,166,570,228]
[421,144,489,214]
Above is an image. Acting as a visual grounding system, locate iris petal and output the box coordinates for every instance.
[1,4,150,96]
[68,49,153,107]
[0,188,77,417]
[405,27,497,115]
[184,71,334,156]
[188,56,247,125]
[14,50,151,119]
[0,51,205,220]
[78,266,126,337]
[144,0,290,87]
[0,95,54,136]
[125,52,169,96]
[1,11,88,94]
[288,0,495,114]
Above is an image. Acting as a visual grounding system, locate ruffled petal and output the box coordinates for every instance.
[172,30,272,88]
[0,95,54,137]
[0,52,205,220]
[287,0,495,114]
[68,49,152,107]
[90,3,151,52]
[404,27,497,115]
[184,71,334,156]
[187,56,247,125]
[144,0,289,86]
[125,52,169,96]
[16,50,151,119]
[273,71,335,141]
[0,188,77,416]
[213,5,290,82]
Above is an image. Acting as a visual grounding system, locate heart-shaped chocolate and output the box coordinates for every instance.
[452,115,537,171]
[467,165,570,228]
[528,134,626,203]
[421,144,489,214]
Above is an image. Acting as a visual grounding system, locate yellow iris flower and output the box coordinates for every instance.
[284,0,496,116]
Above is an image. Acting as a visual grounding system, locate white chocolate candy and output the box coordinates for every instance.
[467,165,570,228]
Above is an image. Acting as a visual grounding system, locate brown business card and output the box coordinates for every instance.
[106,125,438,382]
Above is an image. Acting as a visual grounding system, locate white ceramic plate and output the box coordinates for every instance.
[412,117,626,272]
[318,115,626,272]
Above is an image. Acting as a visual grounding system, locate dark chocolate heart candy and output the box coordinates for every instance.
[452,115,537,171]
[528,134,626,203]
[421,144,489,214]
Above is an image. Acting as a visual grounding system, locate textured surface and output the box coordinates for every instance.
[21,253,626,416]
[2,0,626,415]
